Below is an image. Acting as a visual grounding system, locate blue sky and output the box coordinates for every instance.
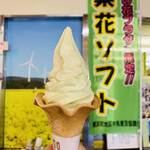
[5,17,82,78]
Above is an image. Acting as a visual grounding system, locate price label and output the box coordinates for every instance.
[0,41,8,51]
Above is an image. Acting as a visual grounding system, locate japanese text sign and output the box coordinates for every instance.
[88,0,140,134]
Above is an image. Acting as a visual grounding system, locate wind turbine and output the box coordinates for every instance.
[42,67,49,84]
[20,52,38,82]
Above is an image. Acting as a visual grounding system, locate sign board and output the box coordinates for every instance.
[107,134,139,149]
[88,0,140,134]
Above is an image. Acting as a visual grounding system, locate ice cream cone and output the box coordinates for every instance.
[34,92,101,150]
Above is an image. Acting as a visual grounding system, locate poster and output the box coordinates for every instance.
[88,0,140,134]
[3,17,82,148]
[142,52,150,147]
[142,52,150,119]
[142,83,150,119]
[107,134,138,149]
[142,120,149,147]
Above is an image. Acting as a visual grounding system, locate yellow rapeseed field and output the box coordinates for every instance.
[4,89,53,148]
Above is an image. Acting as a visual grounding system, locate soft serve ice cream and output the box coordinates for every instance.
[34,26,100,150]
[42,27,94,112]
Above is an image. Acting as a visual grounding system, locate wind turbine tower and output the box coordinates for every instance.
[42,67,49,84]
[20,52,38,82]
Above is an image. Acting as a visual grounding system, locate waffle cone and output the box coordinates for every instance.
[34,92,101,138]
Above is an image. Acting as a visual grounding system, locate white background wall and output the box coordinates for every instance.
[141,0,150,17]
[0,0,87,16]
[0,0,148,17]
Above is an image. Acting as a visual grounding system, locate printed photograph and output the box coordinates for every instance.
[148,121,150,147]
[142,83,150,102]
[143,102,150,119]
[4,17,82,148]
[142,52,150,83]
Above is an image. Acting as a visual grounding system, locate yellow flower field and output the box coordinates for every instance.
[4,89,53,148]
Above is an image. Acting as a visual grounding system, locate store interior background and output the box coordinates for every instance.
[0,0,150,149]
[0,0,148,17]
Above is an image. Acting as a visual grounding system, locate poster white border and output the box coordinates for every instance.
[107,134,139,149]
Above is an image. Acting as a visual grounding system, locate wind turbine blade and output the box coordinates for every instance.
[30,52,34,62]
[31,63,38,71]
[19,62,29,66]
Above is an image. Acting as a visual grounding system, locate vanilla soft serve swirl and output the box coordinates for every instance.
[42,27,94,112]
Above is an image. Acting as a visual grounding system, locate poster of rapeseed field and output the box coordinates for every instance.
[4,17,82,148]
